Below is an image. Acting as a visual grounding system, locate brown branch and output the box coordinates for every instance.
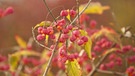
[97,69,125,76]
[42,32,62,76]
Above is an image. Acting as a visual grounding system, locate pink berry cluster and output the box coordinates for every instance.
[36,26,55,41]
[93,37,112,54]
[99,54,122,70]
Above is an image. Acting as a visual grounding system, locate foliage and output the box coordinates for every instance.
[0,1,135,76]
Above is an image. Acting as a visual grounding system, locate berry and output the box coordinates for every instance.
[77,39,84,46]
[36,34,44,41]
[90,20,97,28]
[132,47,135,52]
[70,35,77,42]
[62,28,69,34]
[105,61,115,68]
[126,66,135,74]
[49,34,56,39]
[93,45,101,52]
[80,36,88,42]
[60,10,68,17]
[47,27,54,35]
[86,65,92,72]
[99,64,107,70]
[67,25,73,30]
[0,65,9,71]
[69,10,76,17]
[122,45,132,53]
[73,30,80,37]
[68,54,75,61]
[38,27,43,34]
[59,49,67,57]
[61,34,69,39]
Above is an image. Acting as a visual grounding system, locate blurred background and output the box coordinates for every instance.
[0,0,135,50]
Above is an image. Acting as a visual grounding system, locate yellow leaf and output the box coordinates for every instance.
[34,21,51,29]
[9,55,20,71]
[66,9,71,22]
[66,60,82,76]
[79,2,110,15]
[15,35,27,48]
[84,38,92,58]
[11,50,40,57]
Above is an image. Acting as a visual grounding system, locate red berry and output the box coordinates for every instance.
[59,49,67,57]
[93,45,101,52]
[73,30,80,37]
[67,25,73,30]
[60,10,68,17]
[43,28,49,34]
[62,28,69,34]
[77,39,84,46]
[36,34,44,41]
[99,64,107,70]
[70,35,77,42]
[68,54,75,61]
[126,66,135,74]
[0,65,10,71]
[90,20,97,28]
[69,10,76,17]
[38,27,43,34]
[47,27,54,35]
[122,45,132,53]
[133,47,135,52]
[86,65,92,72]
[61,34,69,39]
[80,36,88,42]
[49,34,56,39]
[105,61,115,68]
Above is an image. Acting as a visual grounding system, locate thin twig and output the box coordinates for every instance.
[70,0,92,25]
[16,61,24,76]
[97,69,125,76]
[43,0,57,22]
[76,0,80,25]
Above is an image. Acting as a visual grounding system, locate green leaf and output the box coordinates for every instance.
[9,55,20,71]
[65,60,81,76]
[84,38,92,58]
